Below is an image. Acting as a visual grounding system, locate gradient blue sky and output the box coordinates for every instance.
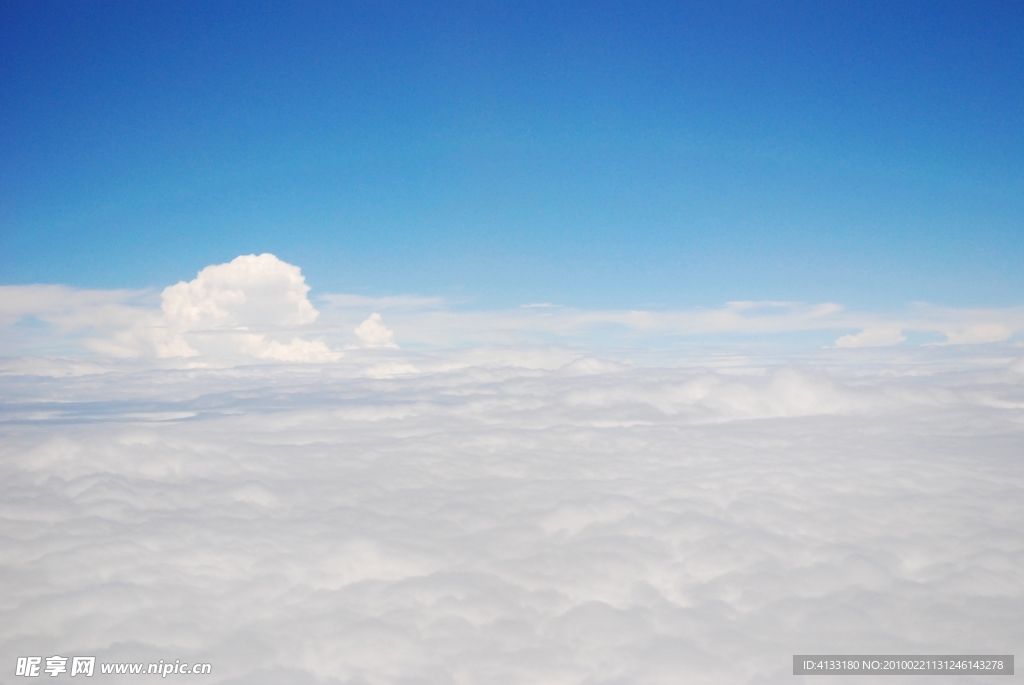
[2,0,1022,309]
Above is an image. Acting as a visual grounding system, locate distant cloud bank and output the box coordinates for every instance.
[2,254,1022,369]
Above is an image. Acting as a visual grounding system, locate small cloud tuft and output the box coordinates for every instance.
[354,313,398,348]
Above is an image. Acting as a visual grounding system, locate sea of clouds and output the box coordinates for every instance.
[2,255,1022,684]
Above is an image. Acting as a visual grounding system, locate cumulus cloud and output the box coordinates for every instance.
[0,255,340,363]
[354,313,398,348]
[1,348,1022,683]
[138,253,334,361]
[160,253,319,330]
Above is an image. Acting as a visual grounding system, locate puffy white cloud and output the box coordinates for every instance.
[354,313,398,348]
[145,253,330,360]
[0,255,340,363]
[160,253,319,331]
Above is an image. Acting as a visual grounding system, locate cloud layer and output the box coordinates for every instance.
[1,348,1022,683]
[6,256,1024,364]
[1,255,1022,683]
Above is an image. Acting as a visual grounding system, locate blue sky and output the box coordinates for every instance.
[2,0,1022,309]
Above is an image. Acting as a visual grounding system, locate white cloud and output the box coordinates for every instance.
[0,285,151,328]
[5,263,1024,363]
[4,257,1024,682]
[354,313,397,348]
[834,328,906,348]
[316,297,1024,350]
[0,254,340,363]
[255,337,339,362]
[939,323,1014,345]
[143,253,330,360]
[0,350,1021,683]
[161,253,318,330]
